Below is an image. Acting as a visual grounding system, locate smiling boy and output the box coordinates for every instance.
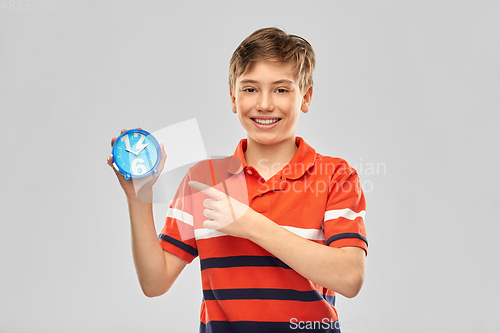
[108,27,367,333]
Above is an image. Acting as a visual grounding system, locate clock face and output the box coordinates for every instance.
[112,130,160,178]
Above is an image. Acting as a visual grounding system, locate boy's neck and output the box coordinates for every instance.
[244,136,298,178]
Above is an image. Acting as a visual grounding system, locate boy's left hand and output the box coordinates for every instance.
[188,180,257,239]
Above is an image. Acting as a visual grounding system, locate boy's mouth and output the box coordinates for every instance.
[251,118,281,125]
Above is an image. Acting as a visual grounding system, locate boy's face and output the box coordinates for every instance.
[230,60,312,148]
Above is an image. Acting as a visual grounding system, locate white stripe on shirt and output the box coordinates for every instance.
[193,225,325,241]
[282,226,325,241]
[167,207,194,226]
[324,208,365,221]
[194,228,227,240]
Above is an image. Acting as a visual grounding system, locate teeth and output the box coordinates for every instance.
[253,118,280,125]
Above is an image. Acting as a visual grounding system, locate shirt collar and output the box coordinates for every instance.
[227,136,317,180]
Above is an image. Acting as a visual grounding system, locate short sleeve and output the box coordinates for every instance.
[158,172,198,263]
[323,162,368,255]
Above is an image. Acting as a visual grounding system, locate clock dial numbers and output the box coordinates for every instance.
[112,129,161,178]
[134,133,149,153]
[131,158,148,175]
[128,135,157,176]
[120,134,133,151]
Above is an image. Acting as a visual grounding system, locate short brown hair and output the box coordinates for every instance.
[229,27,316,95]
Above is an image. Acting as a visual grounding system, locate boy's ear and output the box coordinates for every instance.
[230,88,237,113]
[301,86,313,113]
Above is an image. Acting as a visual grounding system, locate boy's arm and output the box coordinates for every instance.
[189,180,365,299]
[107,131,187,298]
[127,195,188,298]
[246,214,365,298]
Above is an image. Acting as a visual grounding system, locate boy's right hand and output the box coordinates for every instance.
[106,128,167,200]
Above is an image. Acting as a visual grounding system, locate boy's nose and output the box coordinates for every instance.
[256,92,274,112]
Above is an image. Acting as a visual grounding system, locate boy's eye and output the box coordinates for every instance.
[276,88,288,93]
[243,88,256,93]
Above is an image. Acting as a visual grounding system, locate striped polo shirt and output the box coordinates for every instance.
[159,136,368,333]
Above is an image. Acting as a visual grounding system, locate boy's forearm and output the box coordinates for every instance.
[127,195,170,297]
[247,212,365,298]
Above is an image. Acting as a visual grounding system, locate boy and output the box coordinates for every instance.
[107,27,367,333]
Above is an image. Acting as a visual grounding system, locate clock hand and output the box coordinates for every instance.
[126,148,139,156]
[135,143,149,154]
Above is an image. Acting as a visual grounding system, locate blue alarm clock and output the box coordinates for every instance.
[112,129,161,179]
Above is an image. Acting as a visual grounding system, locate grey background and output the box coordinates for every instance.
[1,0,499,332]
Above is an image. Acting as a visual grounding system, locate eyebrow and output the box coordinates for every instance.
[239,79,294,85]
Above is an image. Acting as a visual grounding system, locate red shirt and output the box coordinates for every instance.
[159,136,368,333]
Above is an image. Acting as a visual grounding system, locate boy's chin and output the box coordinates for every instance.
[247,134,295,146]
